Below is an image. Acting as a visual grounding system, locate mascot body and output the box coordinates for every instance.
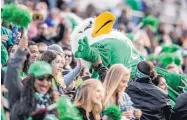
[71,11,187,102]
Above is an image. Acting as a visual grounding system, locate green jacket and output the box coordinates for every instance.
[1,44,8,66]
[1,26,13,48]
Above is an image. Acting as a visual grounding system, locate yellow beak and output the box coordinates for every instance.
[92,11,116,37]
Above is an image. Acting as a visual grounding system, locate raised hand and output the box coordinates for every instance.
[75,37,91,59]
[18,32,28,49]
[76,59,83,69]
[75,37,100,63]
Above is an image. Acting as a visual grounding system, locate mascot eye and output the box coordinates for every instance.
[84,21,92,31]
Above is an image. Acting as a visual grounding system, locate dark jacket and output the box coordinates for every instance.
[170,92,187,120]
[126,78,171,120]
[76,107,95,120]
[5,48,29,120]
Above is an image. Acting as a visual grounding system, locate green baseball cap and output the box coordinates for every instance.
[28,61,52,77]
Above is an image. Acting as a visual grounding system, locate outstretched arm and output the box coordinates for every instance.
[64,59,82,87]
[5,35,28,109]
[75,37,110,80]
[75,37,100,63]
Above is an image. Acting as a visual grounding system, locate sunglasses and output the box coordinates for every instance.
[36,75,53,82]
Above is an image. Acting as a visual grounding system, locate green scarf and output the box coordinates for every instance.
[135,68,149,78]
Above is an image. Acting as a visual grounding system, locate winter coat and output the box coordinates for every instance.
[126,78,172,120]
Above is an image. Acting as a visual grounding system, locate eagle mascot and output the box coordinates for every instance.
[71,11,187,103]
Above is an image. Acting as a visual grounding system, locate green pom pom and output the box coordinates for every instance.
[162,44,180,53]
[158,44,182,67]
[11,6,32,28]
[57,96,82,120]
[103,105,121,120]
[142,15,159,32]
[174,57,181,66]
[158,53,182,68]
[159,54,173,68]
[1,4,17,23]
[1,4,32,28]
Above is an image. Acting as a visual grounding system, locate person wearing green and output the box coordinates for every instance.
[1,107,6,120]
[125,0,141,11]
[71,11,187,104]
[1,26,14,49]
[2,43,27,79]
[1,44,8,66]
[5,37,58,119]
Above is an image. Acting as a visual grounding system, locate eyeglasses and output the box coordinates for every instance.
[36,75,53,82]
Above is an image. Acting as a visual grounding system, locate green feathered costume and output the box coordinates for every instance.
[71,11,187,104]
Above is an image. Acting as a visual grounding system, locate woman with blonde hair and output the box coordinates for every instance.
[103,64,141,119]
[74,79,105,120]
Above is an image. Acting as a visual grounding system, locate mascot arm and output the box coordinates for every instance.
[155,67,187,91]
[75,37,100,63]
[90,43,111,67]
[88,42,111,81]
[75,37,110,80]
[75,37,111,66]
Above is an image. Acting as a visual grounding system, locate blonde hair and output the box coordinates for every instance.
[54,72,66,89]
[103,64,130,108]
[74,79,104,120]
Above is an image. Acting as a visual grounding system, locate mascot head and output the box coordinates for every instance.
[71,11,116,53]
